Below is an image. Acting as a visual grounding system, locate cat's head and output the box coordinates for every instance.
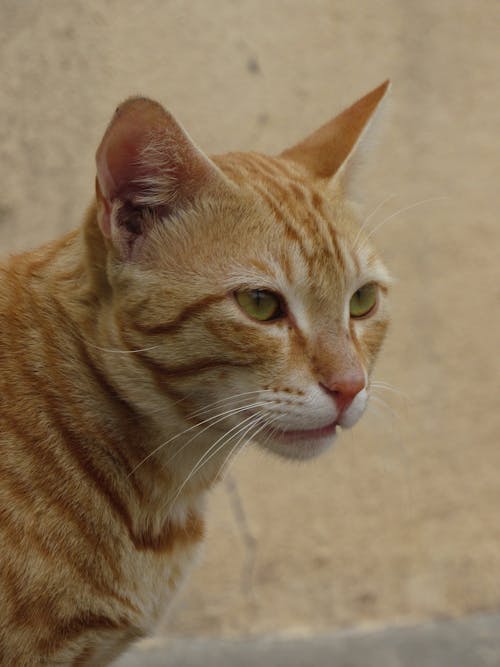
[91,82,391,462]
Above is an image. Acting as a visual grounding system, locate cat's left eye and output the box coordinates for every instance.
[349,283,378,318]
[235,289,285,322]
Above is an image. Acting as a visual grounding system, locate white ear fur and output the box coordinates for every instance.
[332,82,391,197]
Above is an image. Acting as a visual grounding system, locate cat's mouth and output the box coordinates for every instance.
[266,420,339,442]
[253,419,340,460]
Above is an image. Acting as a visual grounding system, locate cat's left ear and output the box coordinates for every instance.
[280,80,390,194]
[95,97,226,260]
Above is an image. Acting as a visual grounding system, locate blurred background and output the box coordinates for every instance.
[1,0,499,659]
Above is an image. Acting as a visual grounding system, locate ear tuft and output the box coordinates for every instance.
[95,97,222,259]
[280,80,390,190]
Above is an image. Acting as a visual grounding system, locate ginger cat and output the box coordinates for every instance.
[0,81,391,665]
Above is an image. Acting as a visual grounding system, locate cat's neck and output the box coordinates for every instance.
[1,209,212,536]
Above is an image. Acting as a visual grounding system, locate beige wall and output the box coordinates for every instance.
[1,0,498,637]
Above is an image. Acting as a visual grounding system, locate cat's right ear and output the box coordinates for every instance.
[280,81,390,196]
[95,97,224,260]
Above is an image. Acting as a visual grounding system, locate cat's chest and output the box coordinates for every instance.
[119,504,206,631]
[128,537,203,627]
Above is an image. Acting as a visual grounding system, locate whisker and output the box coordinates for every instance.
[163,402,270,466]
[182,412,262,479]
[352,193,397,250]
[120,388,269,425]
[366,402,387,421]
[217,413,281,481]
[215,421,262,481]
[370,381,408,399]
[166,413,264,508]
[370,382,409,418]
[193,412,278,493]
[370,393,401,420]
[78,336,162,355]
[184,389,275,422]
[128,401,269,476]
[357,196,448,250]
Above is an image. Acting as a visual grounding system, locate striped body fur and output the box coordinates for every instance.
[0,82,391,665]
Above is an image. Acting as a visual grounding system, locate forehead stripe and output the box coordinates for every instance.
[220,153,349,278]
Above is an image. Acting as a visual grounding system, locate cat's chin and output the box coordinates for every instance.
[256,422,339,461]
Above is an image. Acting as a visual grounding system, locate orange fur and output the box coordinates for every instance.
[0,82,391,665]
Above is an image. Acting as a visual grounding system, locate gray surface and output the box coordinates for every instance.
[114,612,500,666]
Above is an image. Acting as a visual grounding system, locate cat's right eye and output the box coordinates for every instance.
[235,289,285,322]
[349,283,378,318]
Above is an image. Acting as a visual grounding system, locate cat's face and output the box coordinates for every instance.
[93,83,391,463]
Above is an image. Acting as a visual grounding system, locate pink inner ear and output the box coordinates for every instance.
[96,97,220,209]
[94,97,222,249]
[96,98,169,204]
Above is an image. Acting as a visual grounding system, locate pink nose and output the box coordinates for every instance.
[320,374,365,414]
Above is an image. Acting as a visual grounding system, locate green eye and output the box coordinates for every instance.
[235,289,284,322]
[349,283,378,318]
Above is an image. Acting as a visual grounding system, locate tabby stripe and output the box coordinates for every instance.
[132,292,226,336]
[24,290,138,522]
[322,223,346,276]
[2,274,130,564]
[238,155,312,215]
[257,154,307,179]
[310,190,326,217]
[204,318,274,359]
[247,180,311,259]
[76,334,140,421]
[287,182,345,275]
[243,152,309,187]
[0,477,136,614]
[247,173,323,261]
[134,510,204,553]
[0,558,37,625]
[43,399,136,543]
[309,189,344,262]
[44,403,166,553]
[52,298,138,428]
[295,186,330,244]
[134,349,252,380]
[10,283,138,547]
[0,411,118,574]
[10,287,199,553]
[115,322,188,408]
[0,411,132,592]
[74,335,145,498]
[304,212,337,274]
[39,292,154,504]
[244,154,348,276]
[0,471,56,561]
[214,156,245,183]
